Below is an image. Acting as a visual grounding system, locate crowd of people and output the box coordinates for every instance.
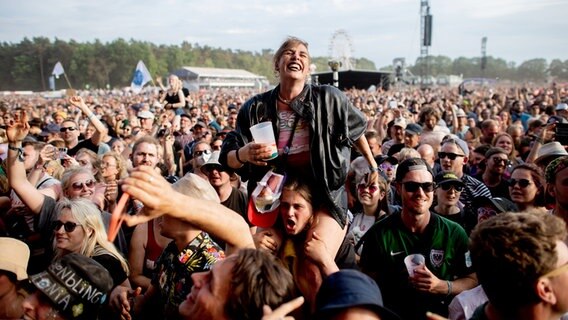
[0,36,567,320]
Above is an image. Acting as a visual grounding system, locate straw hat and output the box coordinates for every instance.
[535,142,568,165]
[0,237,30,280]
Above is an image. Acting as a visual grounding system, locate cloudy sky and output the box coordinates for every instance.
[1,0,566,69]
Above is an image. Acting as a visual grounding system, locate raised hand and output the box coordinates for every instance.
[6,110,29,143]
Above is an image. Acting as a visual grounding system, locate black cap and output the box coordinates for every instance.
[474,196,518,214]
[395,158,434,182]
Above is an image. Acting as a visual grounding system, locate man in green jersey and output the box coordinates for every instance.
[360,158,477,320]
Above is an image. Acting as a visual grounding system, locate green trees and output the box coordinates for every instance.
[0,37,564,91]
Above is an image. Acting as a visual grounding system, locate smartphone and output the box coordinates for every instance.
[555,123,568,146]
[58,147,68,159]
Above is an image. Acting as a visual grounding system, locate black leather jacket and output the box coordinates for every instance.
[219,84,367,228]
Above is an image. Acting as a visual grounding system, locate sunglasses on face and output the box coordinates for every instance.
[491,157,508,165]
[194,149,212,157]
[438,152,464,161]
[60,127,77,133]
[52,220,81,232]
[379,163,395,171]
[439,183,464,192]
[402,181,435,193]
[508,178,532,188]
[203,164,223,174]
[71,179,96,191]
[357,183,380,194]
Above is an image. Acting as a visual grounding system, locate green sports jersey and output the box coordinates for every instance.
[360,212,473,320]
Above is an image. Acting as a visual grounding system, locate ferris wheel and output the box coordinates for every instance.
[328,30,355,70]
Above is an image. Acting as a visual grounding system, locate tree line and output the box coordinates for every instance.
[0,37,566,91]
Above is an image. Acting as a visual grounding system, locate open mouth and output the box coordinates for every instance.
[285,218,296,231]
[287,63,302,71]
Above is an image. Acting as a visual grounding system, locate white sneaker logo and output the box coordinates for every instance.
[390,250,404,256]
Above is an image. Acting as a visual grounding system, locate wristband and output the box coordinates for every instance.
[8,145,25,162]
[87,113,95,120]
[535,136,544,144]
[370,166,379,172]
[235,148,246,165]
[446,280,452,297]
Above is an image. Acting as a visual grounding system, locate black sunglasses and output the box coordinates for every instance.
[402,181,435,193]
[52,220,81,232]
[491,157,508,165]
[71,179,96,191]
[438,152,464,161]
[439,183,464,192]
[508,178,532,188]
[60,127,77,133]
[203,164,223,174]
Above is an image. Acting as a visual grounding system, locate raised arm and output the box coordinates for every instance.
[6,111,46,214]
[122,166,255,255]
[69,96,108,146]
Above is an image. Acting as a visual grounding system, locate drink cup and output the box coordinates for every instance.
[404,254,425,277]
[250,122,278,160]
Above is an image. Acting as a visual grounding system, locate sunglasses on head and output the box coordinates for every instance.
[71,179,96,191]
[357,183,380,194]
[439,183,464,192]
[402,181,435,193]
[194,149,212,157]
[52,220,81,232]
[438,152,464,161]
[508,178,531,188]
[60,127,76,133]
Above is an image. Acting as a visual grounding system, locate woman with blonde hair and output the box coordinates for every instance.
[52,197,129,287]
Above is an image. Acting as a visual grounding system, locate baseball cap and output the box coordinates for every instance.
[474,196,517,214]
[405,123,423,136]
[375,155,399,166]
[393,117,407,129]
[0,237,29,280]
[193,121,207,129]
[556,103,568,111]
[395,158,434,182]
[547,115,567,125]
[200,150,228,174]
[29,253,113,319]
[434,171,465,187]
[441,136,470,157]
[137,110,154,119]
[40,123,61,137]
[484,147,509,159]
[316,269,400,320]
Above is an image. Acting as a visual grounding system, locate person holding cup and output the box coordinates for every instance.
[220,36,377,308]
[360,158,477,320]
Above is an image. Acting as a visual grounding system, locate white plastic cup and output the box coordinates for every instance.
[404,254,425,277]
[250,122,278,160]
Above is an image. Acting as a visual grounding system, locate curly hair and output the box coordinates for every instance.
[225,249,296,320]
[470,211,566,312]
[418,105,441,123]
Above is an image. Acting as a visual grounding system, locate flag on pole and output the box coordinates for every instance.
[52,62,65,79]
[131,60,152,93]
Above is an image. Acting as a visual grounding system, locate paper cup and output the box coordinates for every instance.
[250,122,278,160]
[404,254,425,277]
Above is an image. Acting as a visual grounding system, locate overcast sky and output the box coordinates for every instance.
[1,0,566,69]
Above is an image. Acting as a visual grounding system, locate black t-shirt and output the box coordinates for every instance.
[68,138,98,157]
[221,187,250,226]
[92,253,127,287]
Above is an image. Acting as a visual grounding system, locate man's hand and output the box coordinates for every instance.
[253,229,282,255]
[262,296,304,320]
[109,285,142,320]
[410,264,445,294]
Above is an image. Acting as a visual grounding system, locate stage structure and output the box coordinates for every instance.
[172,67,268,91]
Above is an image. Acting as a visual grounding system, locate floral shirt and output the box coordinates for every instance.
[152,231,225,319]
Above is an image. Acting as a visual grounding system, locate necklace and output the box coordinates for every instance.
[278,92,292,105]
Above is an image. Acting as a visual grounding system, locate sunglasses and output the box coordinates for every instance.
[439,183,464,192]
[438,152,464,160]
[508,178,532,188]
[491,157,508,165]
[194,150,212,157]
[60,127,77,133]
[402,181,435,193]
[357,183,380,194]
[52,220,81,233]
[71,179,96,191]
[203,164,223,174]
[379,163,395,171]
